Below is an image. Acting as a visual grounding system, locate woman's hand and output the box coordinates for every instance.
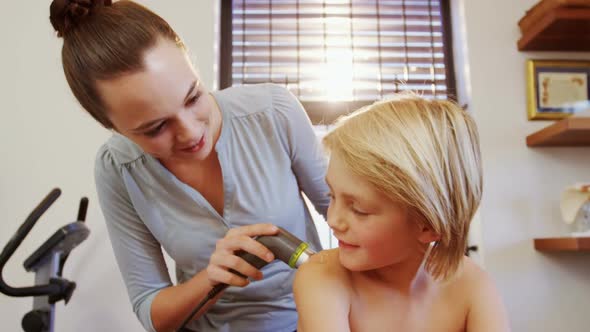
[206,223,279,287]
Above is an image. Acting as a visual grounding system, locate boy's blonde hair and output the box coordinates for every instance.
[323,94,482,280]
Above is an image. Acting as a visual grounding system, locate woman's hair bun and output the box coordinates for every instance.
[49,0,112,37]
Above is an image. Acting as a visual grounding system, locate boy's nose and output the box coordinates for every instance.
[327,207,348,233]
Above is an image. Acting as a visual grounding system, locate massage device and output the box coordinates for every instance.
[177,227,315,330]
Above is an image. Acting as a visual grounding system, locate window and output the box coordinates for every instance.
[220,0,456,124]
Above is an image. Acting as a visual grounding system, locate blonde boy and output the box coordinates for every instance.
[294,95,510,331]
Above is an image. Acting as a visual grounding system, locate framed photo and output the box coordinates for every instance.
[526,60,590,120]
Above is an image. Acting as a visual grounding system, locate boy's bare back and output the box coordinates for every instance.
[294,249,509,332]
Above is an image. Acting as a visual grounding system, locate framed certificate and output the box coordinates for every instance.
[526,60,590,120]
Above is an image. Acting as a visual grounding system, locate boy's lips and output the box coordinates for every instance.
[338,239,359,249]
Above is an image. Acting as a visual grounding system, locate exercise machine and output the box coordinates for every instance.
[0,188,90,332]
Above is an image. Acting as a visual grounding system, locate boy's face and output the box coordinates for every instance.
[325,152,424,272]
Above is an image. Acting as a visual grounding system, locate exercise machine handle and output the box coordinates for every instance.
[0,189,64,297]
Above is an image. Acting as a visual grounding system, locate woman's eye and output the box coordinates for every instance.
[186,92,201,107]
[144,121,166,137]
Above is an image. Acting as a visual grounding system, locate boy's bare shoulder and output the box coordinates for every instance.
[461,257,493,282]
[295,248,351,286]
[448,256,497,295]
[294,249,354,330]
[451,258,511,330]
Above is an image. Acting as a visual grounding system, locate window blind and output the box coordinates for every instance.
[220,0,455,123]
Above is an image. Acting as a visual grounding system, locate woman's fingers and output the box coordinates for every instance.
[216,224,279,261]
[215,237,274,263]
[206,223,280,287]
[226,223,279,238]
[211,254,262,283]
[206,264,250,287]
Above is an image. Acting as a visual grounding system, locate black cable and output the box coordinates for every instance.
[176,250,263,330]
[176,283,229,331]
[176,229,312,330]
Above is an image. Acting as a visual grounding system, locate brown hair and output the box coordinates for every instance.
[49,0,185,129]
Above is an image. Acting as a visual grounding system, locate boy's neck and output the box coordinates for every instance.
[361,249,432,295]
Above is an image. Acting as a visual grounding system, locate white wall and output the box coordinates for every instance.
[0,1,216,331]
[453,1,590,331]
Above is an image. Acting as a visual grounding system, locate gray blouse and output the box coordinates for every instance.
[94,84,329,332]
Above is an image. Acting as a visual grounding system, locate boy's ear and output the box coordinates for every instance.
[417,225,440,244]
[408,209,441,244]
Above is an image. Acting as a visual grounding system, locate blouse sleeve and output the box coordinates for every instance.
[270,84,330,218]
[94,145,171,332]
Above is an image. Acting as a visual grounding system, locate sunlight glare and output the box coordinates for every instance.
[323,47,354,101]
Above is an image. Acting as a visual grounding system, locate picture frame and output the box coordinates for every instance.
[526,59,590,120]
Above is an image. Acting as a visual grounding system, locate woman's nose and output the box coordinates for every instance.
[175,111,196,143]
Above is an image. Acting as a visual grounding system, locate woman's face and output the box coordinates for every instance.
[97,38,221,165]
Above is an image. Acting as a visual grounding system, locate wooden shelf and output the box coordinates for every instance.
[526,117,590,147]
[534,236,590,251]
[518,7,590,51]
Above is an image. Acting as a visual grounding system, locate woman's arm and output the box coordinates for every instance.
[96,146,174,332]
[151,223,278,331]
[95,146,278,332]
[271,84,331,218]
[150,269,218,332]
[293,252,351,332]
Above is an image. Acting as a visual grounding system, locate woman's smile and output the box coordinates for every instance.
[179,134,205,153]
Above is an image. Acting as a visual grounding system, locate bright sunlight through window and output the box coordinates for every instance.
[221,0,454,112]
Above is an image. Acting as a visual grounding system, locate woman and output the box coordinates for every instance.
[49,1,329,331]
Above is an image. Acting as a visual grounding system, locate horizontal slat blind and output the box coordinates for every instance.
[228,0,451,103]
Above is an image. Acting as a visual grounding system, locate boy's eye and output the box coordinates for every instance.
[144,121,166,137]
[351,206,369,216]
